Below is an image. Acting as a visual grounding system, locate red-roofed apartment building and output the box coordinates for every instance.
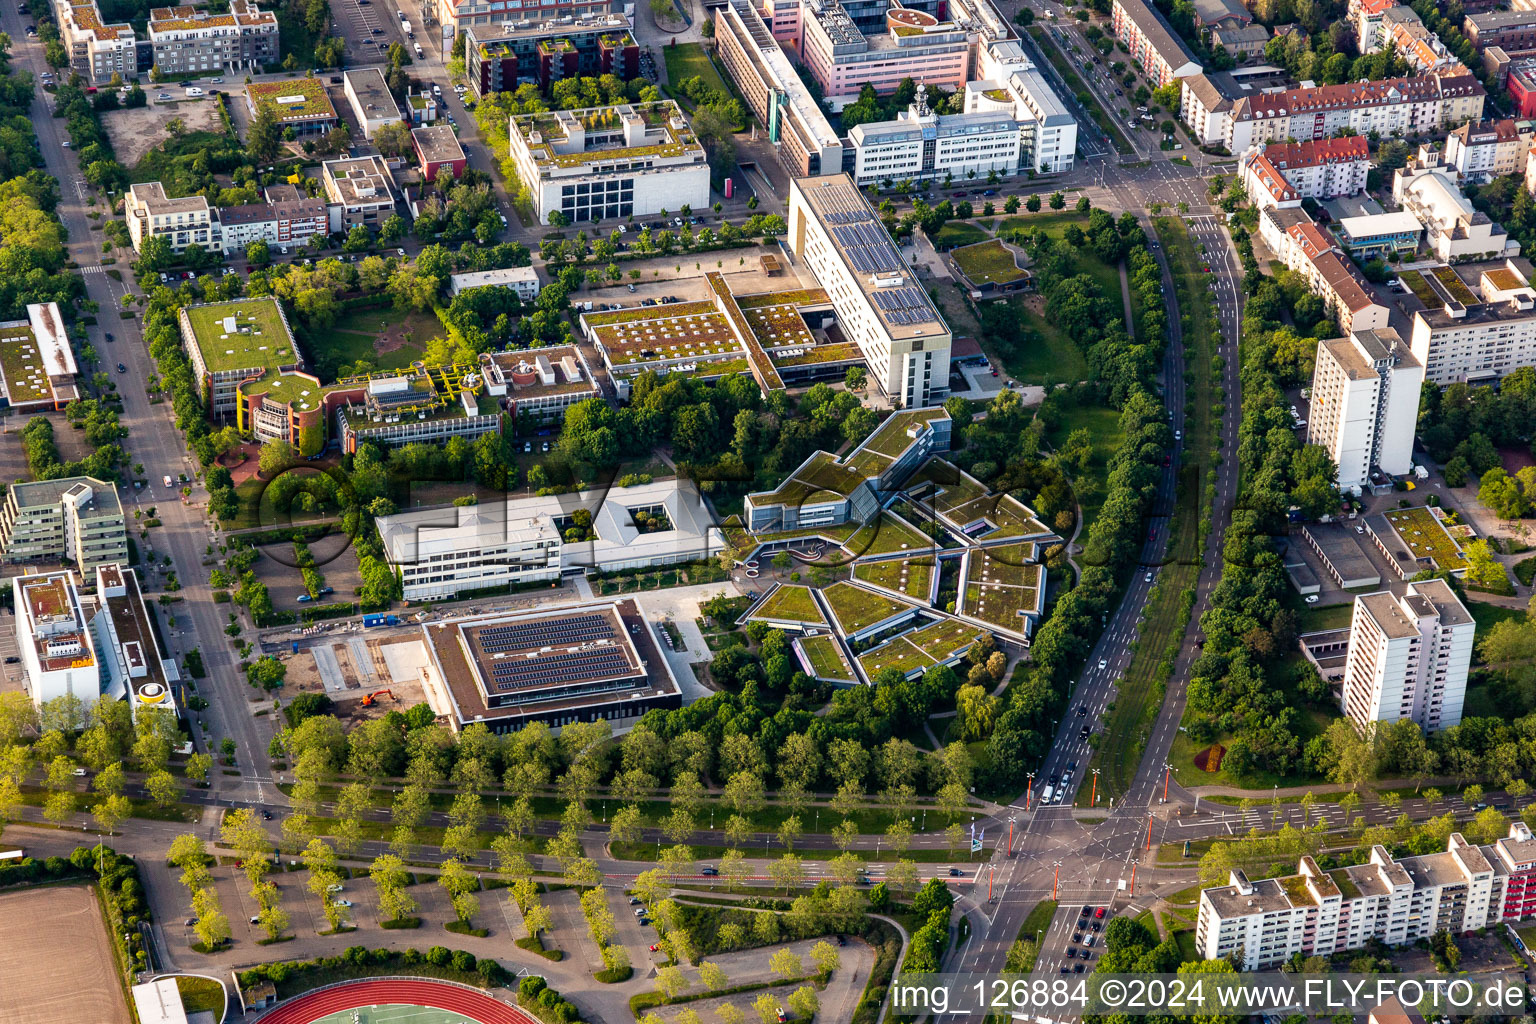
[1445,118,1536,182]
[1227,70,1485,153]
[1260,207,1391,334]
[1240,136,1370,209]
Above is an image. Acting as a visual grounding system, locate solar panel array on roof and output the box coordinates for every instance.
[816,183,873,225]
[832,221,901,274]
[490,649,633,692]
[474,613,615,653]
[870,285,937,325]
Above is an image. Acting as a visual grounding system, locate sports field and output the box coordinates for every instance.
[0,884,130,1024]
[307,1005,495,1024]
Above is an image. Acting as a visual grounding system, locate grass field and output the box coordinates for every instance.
[1084,217,1214,803]
[1007,301,1091,387]
[307,305,434,382]
[664,42,731,97]
[1044,401,1125,536]
[931,221,990,250]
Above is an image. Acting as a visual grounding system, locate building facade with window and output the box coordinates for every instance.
[1341,579,1472,733]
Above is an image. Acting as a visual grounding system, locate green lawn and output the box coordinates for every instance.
[1004,301,1091,387]
[931,221,990,250]
[1043,401,1124,535]
[995,213,1122,301]
[664,42,730,97]
[306,305,434,381]
[1296,602,1354,634]
[1468,598,1525,642]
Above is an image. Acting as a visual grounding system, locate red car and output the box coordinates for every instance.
[649,944,661,952]
[1095,907,1106,919]
[991,367,1000,377]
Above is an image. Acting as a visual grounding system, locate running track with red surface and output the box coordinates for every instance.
[253,979,539,1024]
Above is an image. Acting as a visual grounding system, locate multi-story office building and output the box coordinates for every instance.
[0,302,80,412]
[1308,328,1423,493]
[125,183,219,255]
[1259,207,1391,334]
[1466,8,1536,57]
[178,297,301,417]
[1110,0,1202,87]
[1394,158,1521,261]
[1197,833,1506,969]
[1226,71,1486,154]
[0,478,129,573]
[509,101,709,225]
[342,68,403,139]
[1444,117,1536,181]
[1341,579,1472,733]
[57,0,136,85]
[147,0,278,76]
[413,124,468,181]
[798,1,969,108]
[744,407,950,533]
[93,563,180,720]
[12,571,99,706]
[788,174,952,408]
[1408,259,1536,385]
[962,41,1078,174]
[321,156,397,233]
[463,18,637,98]
[326,366,501,456]
[849,91,1022,185]
[715,0,844,176]
[434,0,619,39]
[244,79,339,137]
[1240,136,1370,209]
[378,478,724,598]
[416,599,682,730]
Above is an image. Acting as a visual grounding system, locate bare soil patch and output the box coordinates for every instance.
[101,98,224,169]
[0,884,131,1024]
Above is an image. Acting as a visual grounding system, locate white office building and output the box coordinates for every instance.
[1341,578,1472,734]
[343,68,404,140]
[788,174,951,408]
[1445,118,1536,183]
[13,571,99,707]
[1307,328,1423,493]
[1408,260,1536,385]
[125,183,219,255]
[849,97,1021,187]
[509,100,710,225]
[1394,159,1521,263]
[377,478,725,599]
[448,266,543,299]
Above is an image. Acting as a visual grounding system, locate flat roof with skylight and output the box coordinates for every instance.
[181,297,297,374]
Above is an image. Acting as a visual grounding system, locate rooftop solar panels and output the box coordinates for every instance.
[472,613,615,653]
[869,284,937,326]
[816,182,874,225]
[832,221,901,275]
[490,649,634,692]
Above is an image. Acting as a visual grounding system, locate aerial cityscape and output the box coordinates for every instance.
[5,0,1536,1018]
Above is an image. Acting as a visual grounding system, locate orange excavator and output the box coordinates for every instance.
[360,689,396,707]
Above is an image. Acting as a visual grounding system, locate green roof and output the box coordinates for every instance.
[183,298,297,375]
[751,584,826,625]
[846,512,933,557]
[1329,869,1362,901]
[1381,506,1466,572]
[0,322,52,405]
[854,555,934,600]
[859,408,950,459]
[246,78,336,121]
[798,634,855,681]
[822,581,911,635]
[857,617,986,678]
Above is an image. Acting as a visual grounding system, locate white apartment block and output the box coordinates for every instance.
[1181,73,1236,147]
[1352,0,1395,53]
[1226,71,1485,155]
[1198,831,1509,969]
[1445,118,1536,183]
[509,101,708,225]
[1394,159,1521,262]
[1240,136,1370,209]
[343,68,404,140]
[1308,328,1423,493]
[321,156,397,233]
[1342,579,1472,733]
[788,174,952,408]
[147,0,278,76]
[1409,260,1536,385]
[13,571,99,706]
[1111,0,1201,88]
[125,182,219,255]
[57,0,136,85]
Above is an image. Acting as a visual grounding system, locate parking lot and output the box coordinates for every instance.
[330,0,410,64]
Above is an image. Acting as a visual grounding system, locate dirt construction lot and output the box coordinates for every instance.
[0,884,131,1024]
[101,97,225,168]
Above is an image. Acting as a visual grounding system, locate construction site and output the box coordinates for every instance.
[279,632,431,724]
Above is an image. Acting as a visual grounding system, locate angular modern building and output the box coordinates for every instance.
[12,571,98,706]
[509,101,709,225]
[0,478,129,574]
[1307,328,1423,493]
[321,156,398,233]
[464,17,637,98]
[1341,579,1472,733]
[788,173,951,407]
[799,0,969,108]
[1407,260,1536,385]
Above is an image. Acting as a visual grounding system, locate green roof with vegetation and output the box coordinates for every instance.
[952,239,1029,286]
[1328,869,1362,900]
[915,459,1051,539]
[798,634,855,681]
[854,556,934,600]
[183,298,297,374]
[246,78,336,120]
[962,548,1043,631]
[846,512,934,557]
[822,581,912,635]
[1381,506,1466,571]
[857,616,987,677]
[0,322,52,405]
[750,584,826,625]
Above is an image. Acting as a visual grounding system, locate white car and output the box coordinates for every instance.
[1305,595,1320,604]
[333,899,353,907]
[1098,659,1107,670]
